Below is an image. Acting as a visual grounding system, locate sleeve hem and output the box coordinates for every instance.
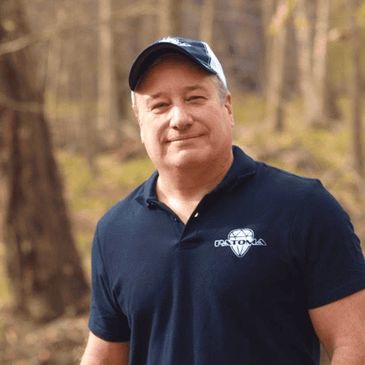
[89,321,130,343]
[307,278,365,309]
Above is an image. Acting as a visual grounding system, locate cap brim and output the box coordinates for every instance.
[128,42,215,91]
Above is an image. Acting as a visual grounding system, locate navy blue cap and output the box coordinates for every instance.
[129,36,227,91]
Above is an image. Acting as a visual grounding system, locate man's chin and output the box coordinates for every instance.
[166,150,209,169]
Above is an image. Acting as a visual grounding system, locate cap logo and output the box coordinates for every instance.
[159,37,192,47]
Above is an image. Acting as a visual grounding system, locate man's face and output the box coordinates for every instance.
[133,56,234,171]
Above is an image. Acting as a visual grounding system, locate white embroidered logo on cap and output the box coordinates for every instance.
[214,228,267,258]
[159,37,192,47]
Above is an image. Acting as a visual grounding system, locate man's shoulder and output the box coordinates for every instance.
[255,161,321,194]
[233,146,321,197]
[96,179,149,236]
[255,161,346,217]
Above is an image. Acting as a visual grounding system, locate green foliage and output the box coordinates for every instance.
[0,268,10,301]
[97,155,154,193]
[58,151,154,214]
[56,151,155,280]
[234,94,347,176]
[0,246,10,303]
[357,1,365,27]
[233,93,266,127]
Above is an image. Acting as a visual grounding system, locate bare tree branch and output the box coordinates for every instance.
[0,2,157,56]
[0,93,43,113]
[0,30,51,56]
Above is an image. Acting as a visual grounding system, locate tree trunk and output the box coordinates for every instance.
[0,0,89,322]
[312,0,330,126]
[265,0,291,131]
[159,0,182,36]
[44,8,63,130]
[347,0,364,177]
[98,0,120,147]
[200,0,216,44]
[294,0,330,127]
[81,48,98,175]
[294,0,318,125]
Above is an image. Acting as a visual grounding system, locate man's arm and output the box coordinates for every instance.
[309,289,365,365]
[80,332,129,365]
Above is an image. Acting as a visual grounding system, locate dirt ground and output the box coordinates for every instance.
[0,305,89,365]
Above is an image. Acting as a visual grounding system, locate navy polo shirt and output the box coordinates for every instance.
[89,146,365,365]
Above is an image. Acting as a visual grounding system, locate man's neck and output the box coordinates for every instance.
[155,152,233,223]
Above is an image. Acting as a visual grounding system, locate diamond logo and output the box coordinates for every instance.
[214,228,267,258]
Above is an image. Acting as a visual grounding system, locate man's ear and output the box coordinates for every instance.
[139,125,144,144]
[132,105,139,120]
[131,91,140,119]
[224,92,234,126]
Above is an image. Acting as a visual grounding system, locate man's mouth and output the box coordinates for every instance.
[167,134,204,143]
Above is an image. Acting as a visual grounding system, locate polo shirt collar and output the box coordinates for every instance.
[137,145,256,206]
[213,145,256,193]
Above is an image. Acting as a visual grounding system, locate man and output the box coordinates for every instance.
[81,37,365,365]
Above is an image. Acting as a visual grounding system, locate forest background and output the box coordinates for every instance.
[0,0,364,364]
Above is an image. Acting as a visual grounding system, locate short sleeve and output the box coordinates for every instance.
[291,180,365,309]
[88,225,130,342]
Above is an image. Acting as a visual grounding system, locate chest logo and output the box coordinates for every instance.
[214,228,267,258]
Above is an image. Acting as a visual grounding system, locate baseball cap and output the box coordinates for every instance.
[129,36,227,91]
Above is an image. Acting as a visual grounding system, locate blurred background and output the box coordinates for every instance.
[0,0,364,364]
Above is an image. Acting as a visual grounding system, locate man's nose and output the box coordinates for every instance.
[169,105,193,129]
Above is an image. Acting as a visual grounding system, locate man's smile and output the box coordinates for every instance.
[166,134,205,143]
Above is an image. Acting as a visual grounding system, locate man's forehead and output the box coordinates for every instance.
[145,84,208,98]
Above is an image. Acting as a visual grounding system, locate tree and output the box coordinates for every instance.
[0,0,89,321]
[294,0,330,126]
[264,0,291,131]
[98,0,120,148]
[200,0,216,44]
[312,0,330,125]
[347,0,364,178]
[159,0,183,36]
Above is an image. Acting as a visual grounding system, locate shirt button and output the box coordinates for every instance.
[194,212,199,218]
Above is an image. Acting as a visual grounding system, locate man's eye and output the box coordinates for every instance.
[151,102,168,110]
[186,95,204,102]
